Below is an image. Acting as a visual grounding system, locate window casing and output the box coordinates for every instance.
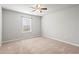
[22,16,32,33]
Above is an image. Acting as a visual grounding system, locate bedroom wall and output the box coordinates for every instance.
[0,6,2,45]
[2,9,41,42]
[42,6,79,45]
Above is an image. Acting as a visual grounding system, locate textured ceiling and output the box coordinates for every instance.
[1,4,78,16]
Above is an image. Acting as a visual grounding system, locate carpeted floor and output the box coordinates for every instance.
[0,37,79,54]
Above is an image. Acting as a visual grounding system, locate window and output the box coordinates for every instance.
[22,16,32,33]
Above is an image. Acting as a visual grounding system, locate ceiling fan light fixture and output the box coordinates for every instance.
[32,4,47,13]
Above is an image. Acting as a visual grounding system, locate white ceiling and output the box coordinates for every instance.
[1,4,79,16]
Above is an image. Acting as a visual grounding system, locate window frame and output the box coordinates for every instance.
[21,16,32,33]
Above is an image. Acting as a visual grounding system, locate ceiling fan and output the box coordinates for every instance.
[31,4,47,13]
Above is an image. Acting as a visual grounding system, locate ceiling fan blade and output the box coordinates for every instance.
[41,8,47,10]
[32,10,36,12]
[31,7,35,9]
[36,4,39,8]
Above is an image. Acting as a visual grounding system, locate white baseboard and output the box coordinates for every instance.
[2,35,41,44]
[42,35,79,47]
[2,34,79,47]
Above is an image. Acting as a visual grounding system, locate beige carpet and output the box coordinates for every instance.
[0,37,79,54]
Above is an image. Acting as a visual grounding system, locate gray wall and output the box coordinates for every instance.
[2,9,41,42]
[0,6,2,45]
[42,6,79,45]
